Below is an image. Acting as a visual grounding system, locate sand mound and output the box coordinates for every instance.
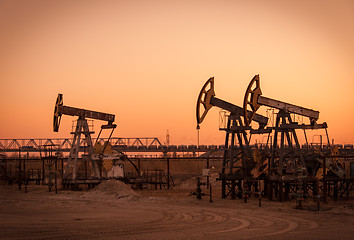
[81,179,139,201]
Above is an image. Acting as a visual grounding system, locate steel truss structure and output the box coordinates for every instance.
[0,137,216,153]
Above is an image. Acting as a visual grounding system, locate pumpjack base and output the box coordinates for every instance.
[218,175,257,200]
[62,179,102,190]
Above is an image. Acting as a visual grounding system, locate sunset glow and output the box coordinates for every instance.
[0,0,353,145]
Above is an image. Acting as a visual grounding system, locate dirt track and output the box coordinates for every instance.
[1,183,353,240]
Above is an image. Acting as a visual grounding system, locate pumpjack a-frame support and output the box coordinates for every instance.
[270,110,307,177]
[220,113,254,199]
[67,117,100,180]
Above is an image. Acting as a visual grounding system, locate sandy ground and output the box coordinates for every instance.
[0,181,353,240]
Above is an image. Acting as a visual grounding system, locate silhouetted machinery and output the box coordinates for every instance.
[197,75,346,201]
[197,77,268,198]
[243,75,347,201]
[243,75,329,177]
[53,94,116,180]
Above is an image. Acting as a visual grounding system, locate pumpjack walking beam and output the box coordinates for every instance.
[243,75,319,126]
[196,77,269,199]
[53,94,116,180]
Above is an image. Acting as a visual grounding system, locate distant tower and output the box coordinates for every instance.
[166,130,170,146]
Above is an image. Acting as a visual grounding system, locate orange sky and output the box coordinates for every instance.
[0,0,353,145]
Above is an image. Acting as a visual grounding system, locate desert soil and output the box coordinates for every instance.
[0,180,353,240]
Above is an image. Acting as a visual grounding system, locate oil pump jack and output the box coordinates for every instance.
[243,75,330,178]
[196,77,269,199]
[196,75,345,201]
[53,94,116,180]
[242,75,346,201]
